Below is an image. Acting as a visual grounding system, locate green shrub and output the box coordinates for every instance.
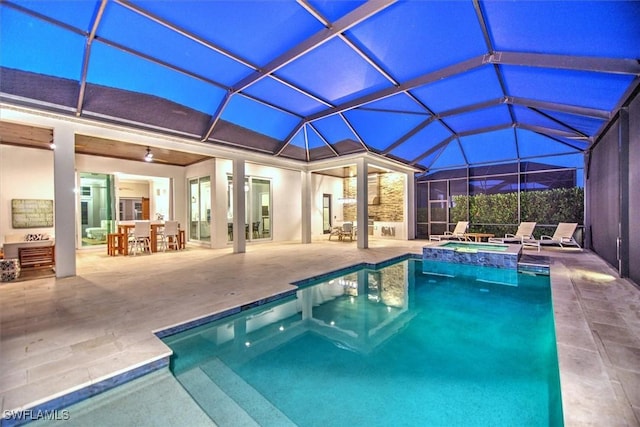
[446,187,583,228]
[521,187,584,224]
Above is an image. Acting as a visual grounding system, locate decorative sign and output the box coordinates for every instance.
[11,199,54,228]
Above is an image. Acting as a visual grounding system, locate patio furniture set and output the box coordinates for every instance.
[428,221,581,251]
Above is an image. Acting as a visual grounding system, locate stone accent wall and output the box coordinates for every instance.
[343,173,404,222]
[422,244,521,270]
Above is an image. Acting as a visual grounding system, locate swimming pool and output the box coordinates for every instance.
[163,258,563,426]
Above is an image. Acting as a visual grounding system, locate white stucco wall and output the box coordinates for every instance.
[188,158,305,247]
[0,145,55,241]
[247,163,302,242]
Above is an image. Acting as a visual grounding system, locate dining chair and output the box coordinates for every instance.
[129,221,151,255]
[160,221,180,251]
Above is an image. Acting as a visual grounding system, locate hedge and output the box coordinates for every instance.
[447,187,583,237]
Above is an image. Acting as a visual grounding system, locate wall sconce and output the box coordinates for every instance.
[144,147,153,162]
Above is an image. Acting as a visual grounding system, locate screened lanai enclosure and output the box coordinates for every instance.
[1,1,639,284]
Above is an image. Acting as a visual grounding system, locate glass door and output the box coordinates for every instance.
[189,176,211,242]
[251,178,271,239]
[428,180,449,237]
[323,194,332,234]
[227,175,271,242]
[78,172,115,247]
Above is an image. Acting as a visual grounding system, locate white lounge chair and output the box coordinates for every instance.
[488,222,537,244]
[534,222,581,249]
[429,221,469,241]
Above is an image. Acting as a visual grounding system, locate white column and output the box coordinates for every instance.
[213,158,229,249]
[356,158,369,249]
[53,126,77,277]
[406,171,416,239]
[208,161,216,247]
[301,170,312,244]
[232,159,246,253]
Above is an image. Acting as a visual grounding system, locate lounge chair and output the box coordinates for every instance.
[535,222,581,248]
[488,222,537,244]
[429,221,469,241]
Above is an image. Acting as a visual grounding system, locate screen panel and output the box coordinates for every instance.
[588,119,619,268]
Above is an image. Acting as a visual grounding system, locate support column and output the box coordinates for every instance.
[406,172,416,240]
[53,127,76,277]
[356,158,369,249]
[301,170,312,244]
[232,159,246,254]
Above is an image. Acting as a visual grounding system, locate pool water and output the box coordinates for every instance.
[163,259,563,426]
[440,241,510,252]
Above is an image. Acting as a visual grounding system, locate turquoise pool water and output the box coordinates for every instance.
[164,259,563,426]
[440,241,510,252]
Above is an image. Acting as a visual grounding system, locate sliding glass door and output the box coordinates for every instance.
[323,194,332,234]
[78,172,115,247]
[251,178,271,239]
[189,176,211,242]
[227,175,271,242]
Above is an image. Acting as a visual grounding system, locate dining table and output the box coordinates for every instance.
[117,220,177,255]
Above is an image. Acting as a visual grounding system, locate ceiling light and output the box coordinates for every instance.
[144,147,153,162]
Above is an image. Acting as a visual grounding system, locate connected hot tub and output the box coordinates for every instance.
[423,240,522,269]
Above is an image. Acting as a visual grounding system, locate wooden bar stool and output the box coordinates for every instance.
[107,233,124,256]
[178,229,186,249]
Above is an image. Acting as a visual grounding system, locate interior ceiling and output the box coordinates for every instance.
[0,120,53,150]
[0,120,211,167]
[74,134,210,166]
[1,1,639,172]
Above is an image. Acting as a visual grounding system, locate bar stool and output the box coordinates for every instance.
[107,233,124,256]
[179,229,186,249]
